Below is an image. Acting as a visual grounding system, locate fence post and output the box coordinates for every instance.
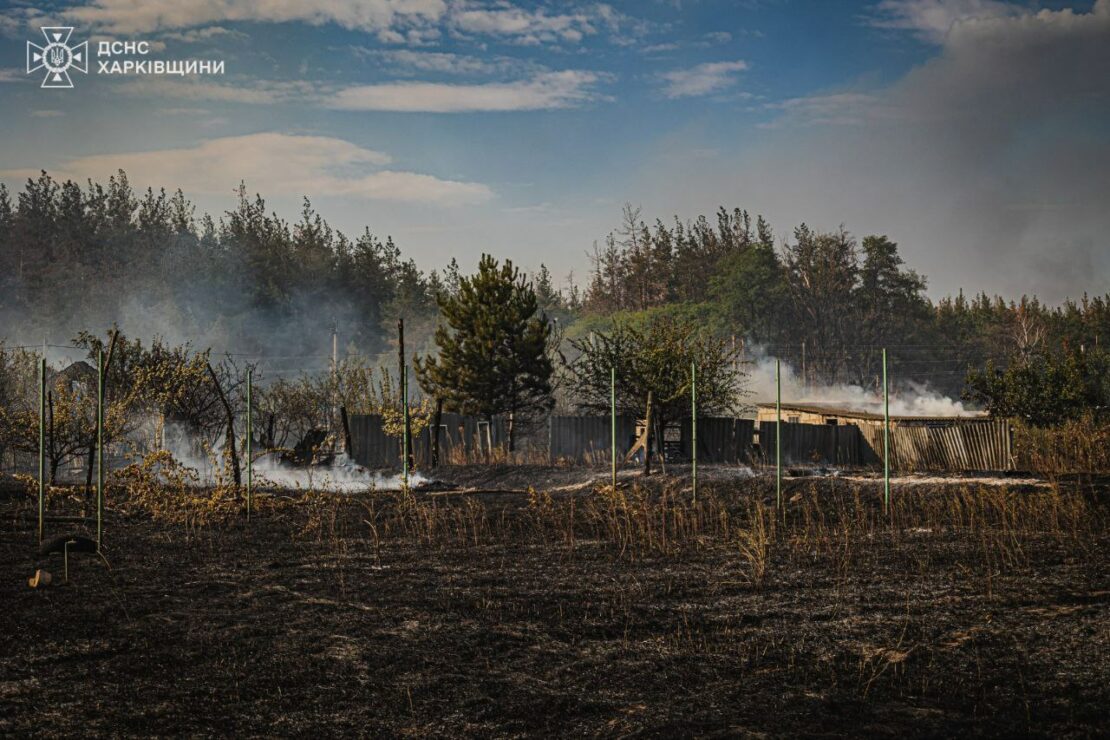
[38,357,45,545]
[691,361,697,502]
[96,348,104,551]
[776,358,782,510]
[610,366,616,492]
[883,348,890,515]
[246,367,252,521]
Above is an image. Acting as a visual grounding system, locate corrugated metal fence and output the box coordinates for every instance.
[548,415,638,463]
[547,416,755,464]
[758,422,862,466]
[352,413,1012,472]
[692,418,755,464]
[349,413,507,468]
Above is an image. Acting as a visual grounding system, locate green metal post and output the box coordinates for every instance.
[96,348,104,551]
[402,362,409,488]
[38,357,45,545]
[610,365,616,492]
[883,348,890,515]
[691,361,697,502]
[775,358,782,510]
[246,368,252,521]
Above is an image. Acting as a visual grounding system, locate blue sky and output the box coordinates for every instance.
[1,0,1107,302]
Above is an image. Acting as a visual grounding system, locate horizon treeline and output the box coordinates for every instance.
[1,171,1107,397]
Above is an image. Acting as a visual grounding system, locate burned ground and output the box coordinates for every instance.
[1,468,1108,737]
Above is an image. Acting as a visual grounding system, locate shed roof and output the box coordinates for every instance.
[754,401,988,423]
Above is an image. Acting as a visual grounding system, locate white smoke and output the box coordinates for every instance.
[251,451,427,492]
[161,422,425,492]
[745,354,979,417]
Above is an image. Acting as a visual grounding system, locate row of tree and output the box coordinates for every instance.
[3,171,1109,444]
[576,205,1110,400]
[0,172,440,361]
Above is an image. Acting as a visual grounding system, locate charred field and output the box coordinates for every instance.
[1,467,1108,737]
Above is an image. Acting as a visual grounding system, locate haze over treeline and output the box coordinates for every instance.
[1,171,1108,398]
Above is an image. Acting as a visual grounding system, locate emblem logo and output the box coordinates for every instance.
[27,27,88,89]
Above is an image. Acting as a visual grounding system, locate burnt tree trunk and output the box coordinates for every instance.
[207,363,241,490]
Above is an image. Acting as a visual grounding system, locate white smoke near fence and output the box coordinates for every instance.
[162,422,424,492]
[744,353,980,417]
[251,452,427,492]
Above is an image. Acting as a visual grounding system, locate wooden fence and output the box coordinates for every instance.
[857,418,1013,472]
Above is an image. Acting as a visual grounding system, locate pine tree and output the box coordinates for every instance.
[415,255,553,451]
[534,263,560,312]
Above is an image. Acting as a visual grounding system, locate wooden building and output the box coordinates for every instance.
[753,402,1013,472]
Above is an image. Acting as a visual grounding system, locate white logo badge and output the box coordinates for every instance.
[27,27,88,89]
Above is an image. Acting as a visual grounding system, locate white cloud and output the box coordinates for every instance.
[328,70,604,112]
[62,0,448,35]
[0,133,492,206]
[0,5,47,37]
[641,42,680,54]
[115,77,319,104]
[159,26,249,43]
[450,2,597,44]
[109,68,606,113]
[349,47,537,76]
[761,92,886,128]
[50,0,648,48]
[155,107,212,115]
[658,60,748,98]
[867,0,1022,43]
